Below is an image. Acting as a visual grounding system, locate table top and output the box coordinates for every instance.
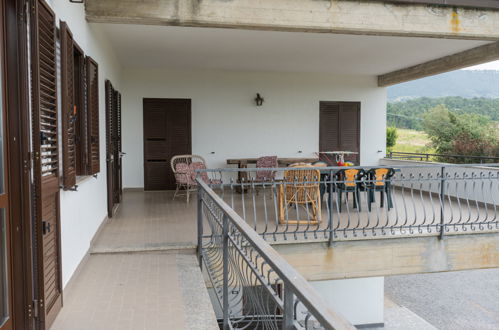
[227,157,319,166]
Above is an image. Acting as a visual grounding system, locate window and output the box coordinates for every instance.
[60,21,100,189]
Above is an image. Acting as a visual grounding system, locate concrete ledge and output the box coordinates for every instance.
[273,233,499,281]
[86,0,499,40]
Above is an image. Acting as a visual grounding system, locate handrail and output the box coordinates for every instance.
[196,164,498,244]
[387,151,499,163]
[197,178,355,330]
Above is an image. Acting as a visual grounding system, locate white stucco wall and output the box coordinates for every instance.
[309,277,384,326]
[47,1,122,287]
[122,69,387,188]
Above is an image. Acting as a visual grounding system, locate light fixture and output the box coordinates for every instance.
[254,93,264,106]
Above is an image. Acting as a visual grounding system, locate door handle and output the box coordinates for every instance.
[119,152,126,157]
[42,221,51,235]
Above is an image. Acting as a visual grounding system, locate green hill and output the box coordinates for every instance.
[387,96,499,130]
[388,70,499,101]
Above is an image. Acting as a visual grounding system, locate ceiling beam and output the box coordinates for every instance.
[378,41,499,86]
[85,0,499,41]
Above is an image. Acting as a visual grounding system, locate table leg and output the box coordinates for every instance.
[236,163,248,193]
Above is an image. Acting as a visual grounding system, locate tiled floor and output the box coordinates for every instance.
[92,188,495,255]
[91,191,198,253]
[50,191,218,330]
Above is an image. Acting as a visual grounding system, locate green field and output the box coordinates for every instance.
[392,128,434,154]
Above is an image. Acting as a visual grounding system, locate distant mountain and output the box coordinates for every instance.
[388,70,499,101]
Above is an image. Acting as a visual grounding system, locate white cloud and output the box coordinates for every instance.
[462,60,499,71]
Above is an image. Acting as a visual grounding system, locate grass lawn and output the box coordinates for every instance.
[391,128,434,153]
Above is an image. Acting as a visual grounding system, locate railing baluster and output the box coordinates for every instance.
[197,188,203,269]
[222,213,229,330]
[283,284,294,329]
[439,166,446,239]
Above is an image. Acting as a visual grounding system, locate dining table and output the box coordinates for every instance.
[226,157,319,190]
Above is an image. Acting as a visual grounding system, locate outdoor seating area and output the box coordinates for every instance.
[170,153,397,222]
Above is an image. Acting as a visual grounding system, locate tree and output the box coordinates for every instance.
[422,105,499,162]
[386,127,398,152]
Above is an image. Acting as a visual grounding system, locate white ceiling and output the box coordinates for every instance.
[94,24,490,75]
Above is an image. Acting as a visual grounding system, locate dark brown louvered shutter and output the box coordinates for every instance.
[73,43,88,175]
[60,21,76,188]
[30,0,63,326]
[319,102,340,153]
[105,80,114,217]
[339,103,361,164]
[86,56,100,174]
[319,101,361,164]
[116,91,123,202]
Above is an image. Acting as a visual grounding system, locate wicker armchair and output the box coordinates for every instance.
[278,164,321,225]
[171,154,210,203]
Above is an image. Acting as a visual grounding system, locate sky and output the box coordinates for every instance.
[462,60,499,70]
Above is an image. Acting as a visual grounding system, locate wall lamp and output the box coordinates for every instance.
[254,93,264,106]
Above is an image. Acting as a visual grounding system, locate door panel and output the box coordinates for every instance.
[105,80,114,217]
[1,1,12,328]
[143,98,191,191]
[319,101,361,164]
[105,82,123,218]
[30,0,62,327]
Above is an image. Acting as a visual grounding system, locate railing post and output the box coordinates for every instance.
[222,214,230,330]
[283,284,294,329]
[197,187,203,269]
[328,171,334,247]
[439,166,446,239]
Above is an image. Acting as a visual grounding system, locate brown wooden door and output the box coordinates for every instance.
[143,98,191,190]
[0,1,13,328]
[105,81,123,218]
[112,90,122,204]
[105,80,114,217]
[30,0,63,327]
[319,101,361,164]
[116,92,123,202]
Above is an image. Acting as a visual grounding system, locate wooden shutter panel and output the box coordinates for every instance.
[60,21,76,188]
[73,43,88,176]
[30,0,63,325]
[86,56,100,174]
[105,80,114,216]
[319,102,340,153]
[339,103,360,164]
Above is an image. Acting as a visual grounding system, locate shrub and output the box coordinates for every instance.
[386,127,398,152]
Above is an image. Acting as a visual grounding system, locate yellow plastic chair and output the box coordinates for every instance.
[278,165,321,225]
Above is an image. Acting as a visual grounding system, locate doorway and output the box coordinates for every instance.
[143,98,191,191]
[105,80,123,218]
[319,101,361,164]
[0,1,12,329]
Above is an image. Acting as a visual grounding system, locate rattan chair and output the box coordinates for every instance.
[171,154,208,203]
[278,164,321,225]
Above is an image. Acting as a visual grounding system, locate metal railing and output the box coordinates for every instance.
[197,179,354,330]
[198,163,499,244]
[387,151,499,164]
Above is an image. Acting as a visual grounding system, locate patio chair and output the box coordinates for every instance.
[365,168,395,212]
[171,154,215,203]
[278,164,321,225]
[254,156,278,194]
[335,168,365,212]
[255,156,278,181]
